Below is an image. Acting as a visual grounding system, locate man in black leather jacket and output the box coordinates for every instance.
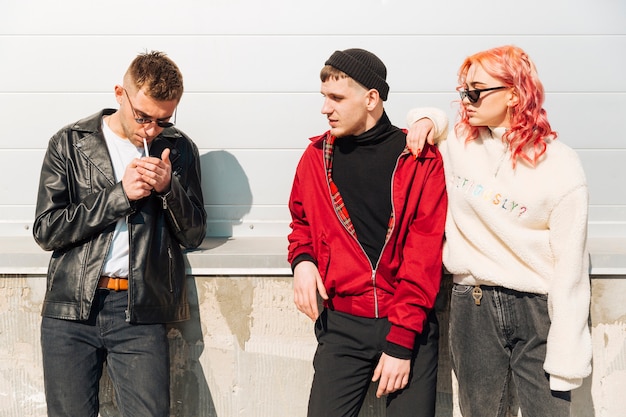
[33,51,206,417]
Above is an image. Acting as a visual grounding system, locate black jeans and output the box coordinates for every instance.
[307,308,438,417]
[41,289,170,417]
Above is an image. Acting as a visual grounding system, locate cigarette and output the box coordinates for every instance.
[143,138,149,157]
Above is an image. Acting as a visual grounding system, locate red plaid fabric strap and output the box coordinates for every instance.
[323,133,399,244]
[324,134,357,238]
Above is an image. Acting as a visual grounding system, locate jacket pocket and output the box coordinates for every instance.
[317,239,331,283]
[451,284,474,297]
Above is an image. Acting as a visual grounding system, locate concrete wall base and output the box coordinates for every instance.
[0,274,623,416]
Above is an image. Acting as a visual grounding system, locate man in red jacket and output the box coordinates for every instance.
[288,48,447,417]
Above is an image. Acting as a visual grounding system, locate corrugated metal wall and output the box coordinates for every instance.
[1,1,624,239]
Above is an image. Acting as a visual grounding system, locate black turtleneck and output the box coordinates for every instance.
[333,112,406,267]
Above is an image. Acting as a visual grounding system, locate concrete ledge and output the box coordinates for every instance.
[186,237,292,275]
[0,236,292,276]
[587,237,626,276]
[0,236,624,276]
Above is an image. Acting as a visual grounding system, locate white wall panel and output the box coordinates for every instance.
[0,1,623,238]
[3,92,625,150]
[2,36,625,92]
[2,146,622,238]
[0,150,44,206]
[2,1,624,35]
[579,150,626,206]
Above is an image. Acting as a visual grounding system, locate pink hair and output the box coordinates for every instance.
[454,45,557,168]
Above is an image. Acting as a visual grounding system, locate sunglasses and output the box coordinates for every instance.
[459,86,507,104]
[124,88,177,128]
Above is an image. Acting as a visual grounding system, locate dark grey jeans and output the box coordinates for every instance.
[41,289,170,417]
[450,284,571,417]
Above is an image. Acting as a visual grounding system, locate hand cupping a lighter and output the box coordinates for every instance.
[123,148,172,200]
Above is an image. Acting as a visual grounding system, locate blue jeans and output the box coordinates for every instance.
[308,309,438,417]
[41,289,170,417]
[450,284,571,417]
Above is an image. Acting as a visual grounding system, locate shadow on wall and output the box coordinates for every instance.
[167,277,217,417]
[200,150,252,238]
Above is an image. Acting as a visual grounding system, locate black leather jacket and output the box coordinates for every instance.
[33,109,206,323]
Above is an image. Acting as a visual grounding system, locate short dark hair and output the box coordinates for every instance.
[125,51,184,102]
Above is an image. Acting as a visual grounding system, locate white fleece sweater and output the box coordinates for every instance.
[408,108,592,391]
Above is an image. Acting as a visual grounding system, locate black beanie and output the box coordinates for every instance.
[324,48,389,101]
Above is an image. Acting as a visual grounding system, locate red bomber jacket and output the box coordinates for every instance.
[288,131,447,350]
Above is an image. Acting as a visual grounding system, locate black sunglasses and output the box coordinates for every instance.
[124,88,177,128]
[459,86,507,104]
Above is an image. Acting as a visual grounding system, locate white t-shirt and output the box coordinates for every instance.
[101,118,146,277]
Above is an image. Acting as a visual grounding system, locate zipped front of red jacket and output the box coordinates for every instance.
[322,134,411,318]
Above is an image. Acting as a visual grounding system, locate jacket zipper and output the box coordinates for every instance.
[323,144,402,319]
[161,192,179,289]
[167,246,174,292]
[125,214,132,322]
[370,153,402,318]
[161,192,182,232]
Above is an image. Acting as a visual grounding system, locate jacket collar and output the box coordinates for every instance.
[65,110,115,184]
[71,109,116,133]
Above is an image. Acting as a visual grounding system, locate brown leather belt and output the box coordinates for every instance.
[98,276,128,291]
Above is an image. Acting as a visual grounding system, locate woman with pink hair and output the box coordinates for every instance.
[406,45,592,416]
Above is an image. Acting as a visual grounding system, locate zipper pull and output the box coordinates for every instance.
[160,190,173,209]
